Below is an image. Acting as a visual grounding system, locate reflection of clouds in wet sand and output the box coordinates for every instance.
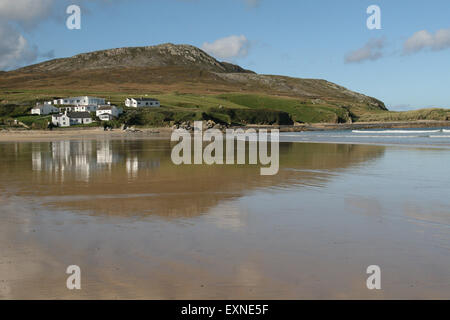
[0,193,288,299]
[0,195,65,299]
[207,202,249,231]
[345,196,383,217]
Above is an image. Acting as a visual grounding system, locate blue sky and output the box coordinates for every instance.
[1,0,450,110]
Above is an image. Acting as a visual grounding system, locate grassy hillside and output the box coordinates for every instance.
[0,91,296,128]
[1,89,449,129]
[216,94,353,123]
[0,90,357,125]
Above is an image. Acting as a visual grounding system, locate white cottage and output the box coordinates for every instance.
[31,103,59,115]
[96,105,122,119]
[67,112,93,125]
[51,112,93,127]
[125,98,160,108]
[52,113,71,127]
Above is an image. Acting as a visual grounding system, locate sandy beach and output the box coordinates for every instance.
[0,127,173,142]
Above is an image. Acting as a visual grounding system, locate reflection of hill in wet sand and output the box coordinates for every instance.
[0,140,385,217]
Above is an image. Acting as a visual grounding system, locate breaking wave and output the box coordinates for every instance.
[352,130,441,134]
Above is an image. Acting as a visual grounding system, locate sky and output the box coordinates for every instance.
[1,0,450,110]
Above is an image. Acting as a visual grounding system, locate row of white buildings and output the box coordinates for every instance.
[33,96,161,115]
[51,105,124,127]
[30,96,160,127]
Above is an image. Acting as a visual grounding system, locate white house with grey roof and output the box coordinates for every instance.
[68,112,93,125]
[125,98,160,108]
[52,111,93,127]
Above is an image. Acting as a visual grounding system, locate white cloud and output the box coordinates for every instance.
[202,35,250,61]
[403,28,450,54]
[0,0,55,27]
[0,23,38,70]
[0,0,58,69]
[345,38,386,63]
[0,0,120,70]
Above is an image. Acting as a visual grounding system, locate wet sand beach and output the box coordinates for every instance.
[0,136,449,299]
[0,128,172,142]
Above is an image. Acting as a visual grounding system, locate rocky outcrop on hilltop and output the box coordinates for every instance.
[16,43,255,74]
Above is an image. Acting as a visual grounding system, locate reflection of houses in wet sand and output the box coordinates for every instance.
[126,155,160,179]
[96,140,114,165]
[51,141,92,181]
[126,156,139,179]
[30,141,71,180]
[73,154,90,182]
[96,141,123,169]
[31,143,53,173]
[30,141,93,181]
[32,149,42,171]
[51,141,71,166]
[29,140,163,182]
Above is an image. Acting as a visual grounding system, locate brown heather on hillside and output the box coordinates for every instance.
[0,43,384,105]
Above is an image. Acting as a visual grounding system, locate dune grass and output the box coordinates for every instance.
[357,108,450,122]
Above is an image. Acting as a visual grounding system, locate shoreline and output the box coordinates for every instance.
[247,120,450,132]
[0,127,173,142]
[1,120,450,142]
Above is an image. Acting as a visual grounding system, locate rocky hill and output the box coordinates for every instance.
[16,43,254,74]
